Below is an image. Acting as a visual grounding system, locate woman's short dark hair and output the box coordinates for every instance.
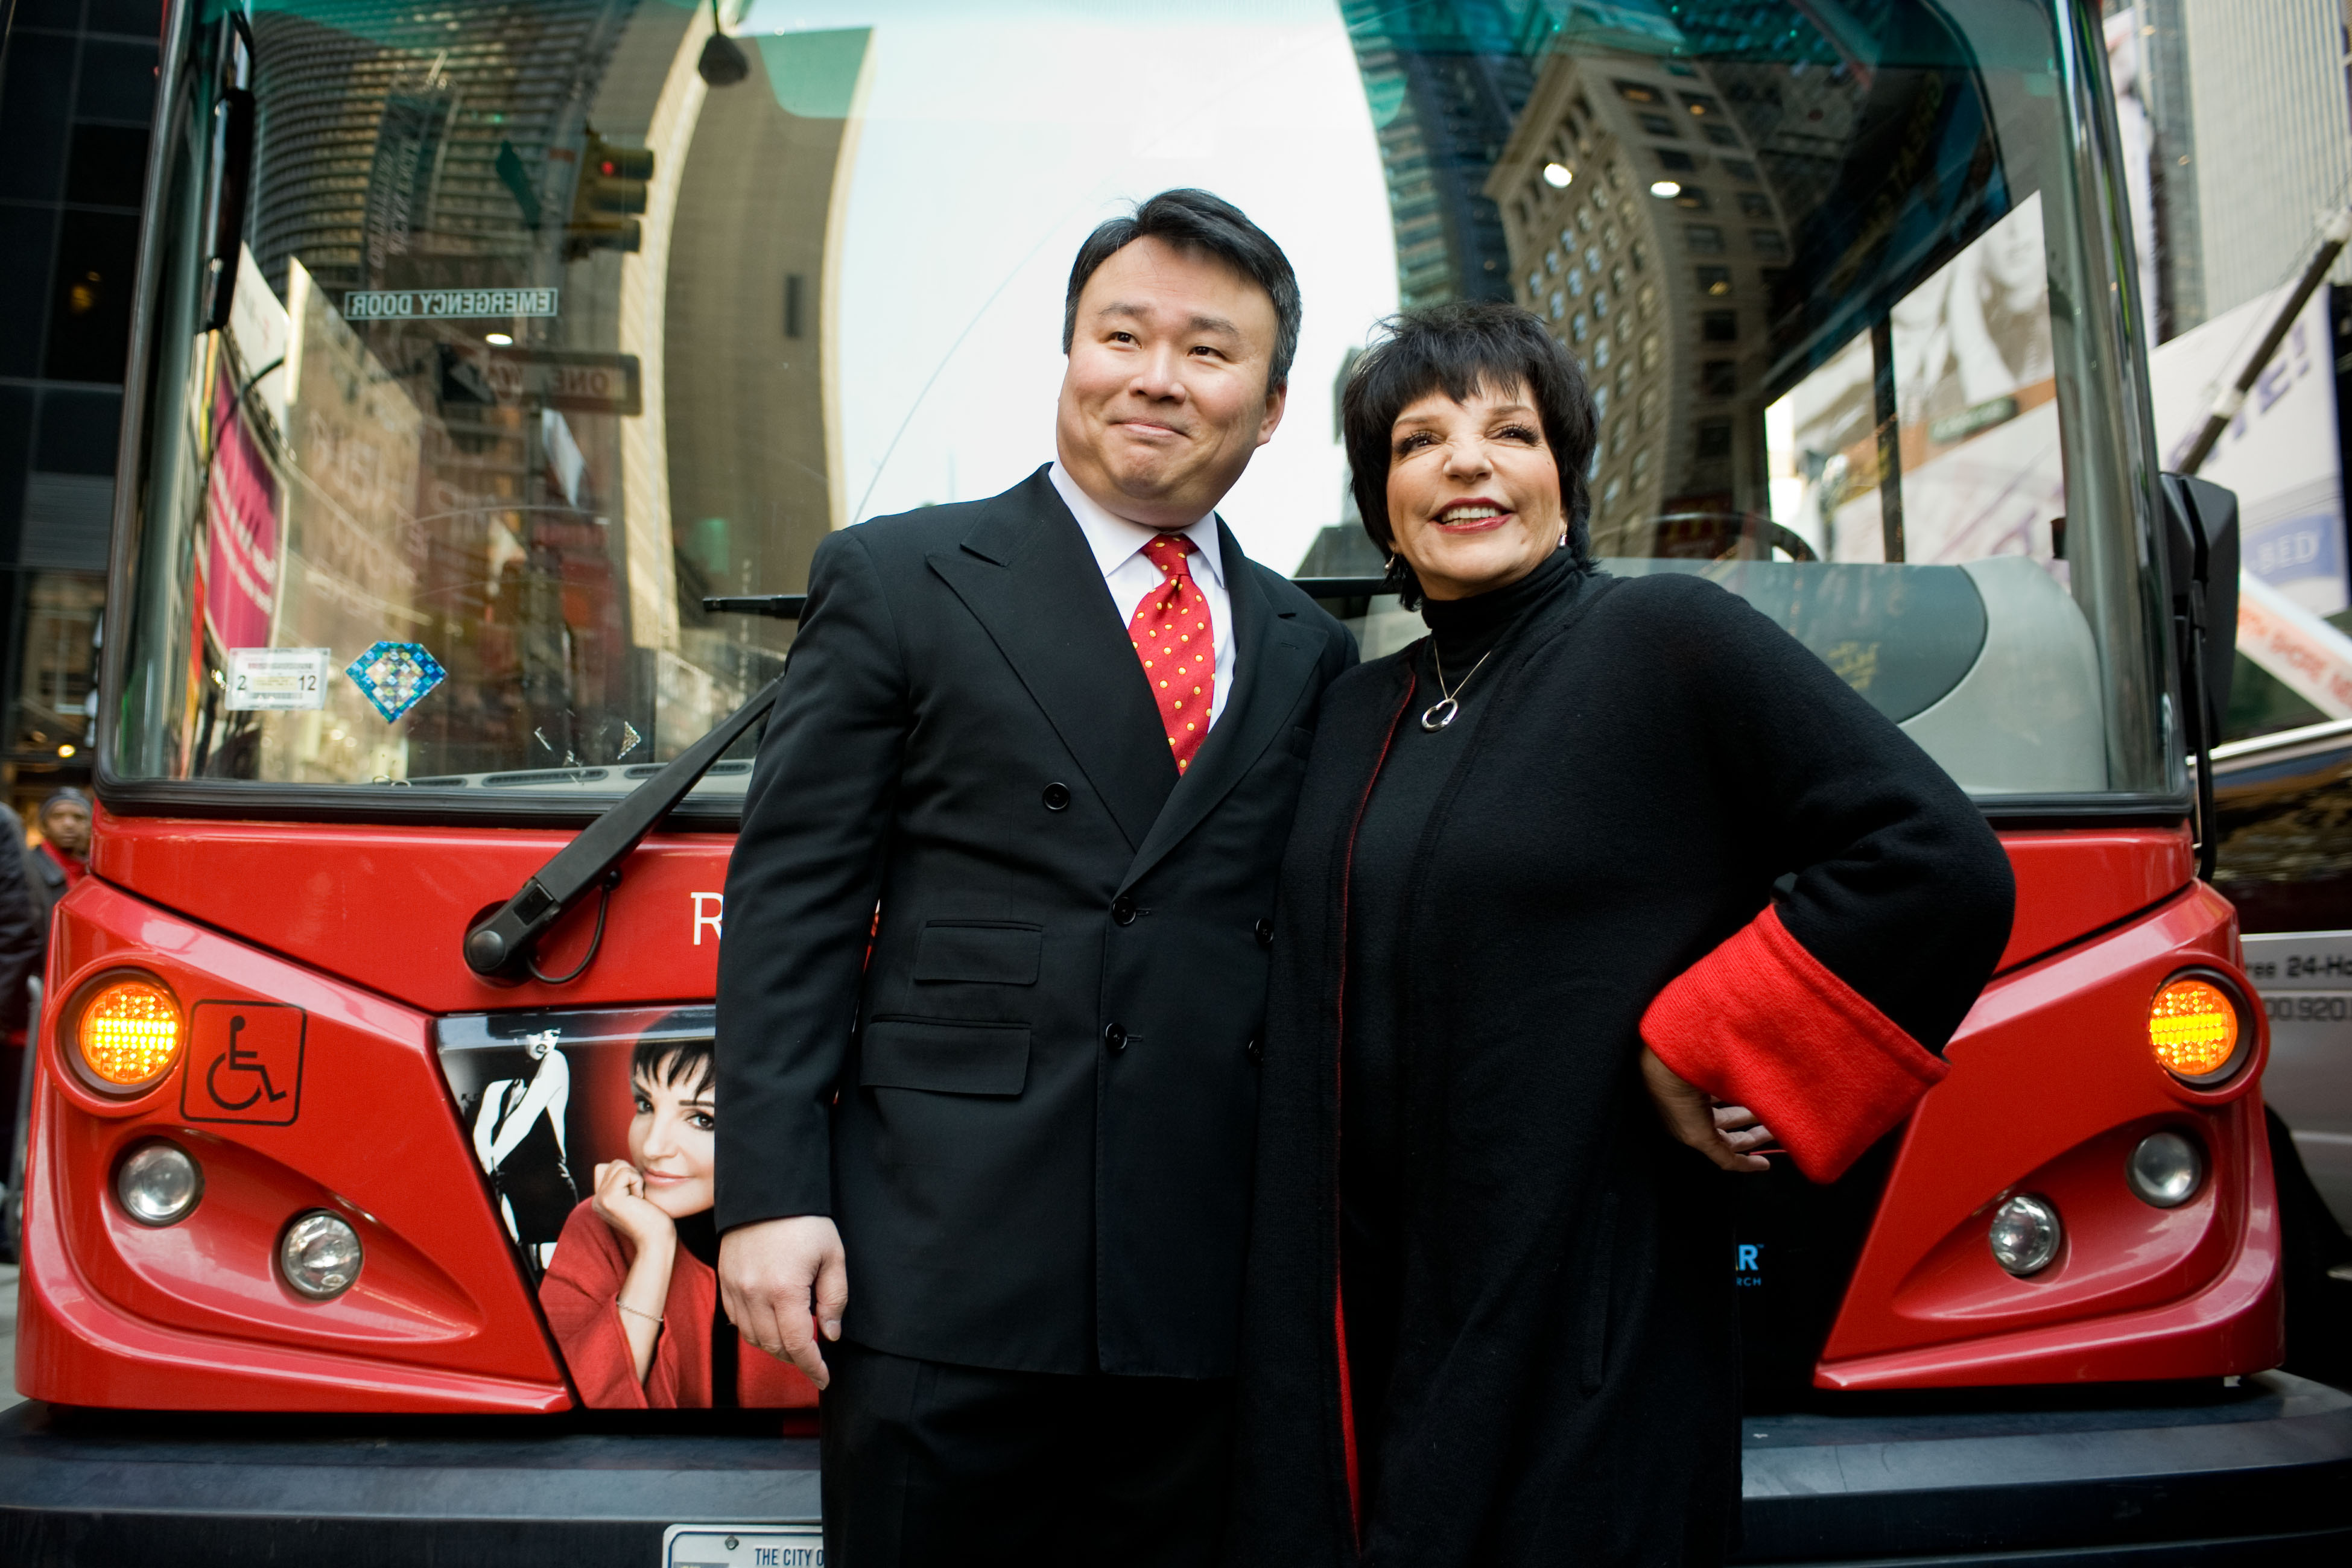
[1341,303,1598,566]
[633,1035,712,1098]
[1064,189,1302,390]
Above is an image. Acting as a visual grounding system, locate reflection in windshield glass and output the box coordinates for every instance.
[115,1,2168,803]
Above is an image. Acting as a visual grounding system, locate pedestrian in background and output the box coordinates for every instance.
[25,788,90,937]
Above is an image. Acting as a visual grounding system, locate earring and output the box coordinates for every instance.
[1558,531,1568,548]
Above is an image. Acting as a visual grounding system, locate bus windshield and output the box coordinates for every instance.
[108,0,2172,811]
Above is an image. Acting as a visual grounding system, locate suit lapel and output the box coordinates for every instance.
[927,468,1179,850]
[1119,520,1318,893]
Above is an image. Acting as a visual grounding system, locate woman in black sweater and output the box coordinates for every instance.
[1229,304,2015,1566]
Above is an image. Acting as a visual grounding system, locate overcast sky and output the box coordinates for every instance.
[741,0,1399,573]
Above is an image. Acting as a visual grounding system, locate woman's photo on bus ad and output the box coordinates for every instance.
[536,1032,816,1409]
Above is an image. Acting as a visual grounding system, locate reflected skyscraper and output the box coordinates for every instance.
[1342,0,1537,308]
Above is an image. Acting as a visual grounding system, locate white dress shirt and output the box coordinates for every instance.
[1050,461,1235,728]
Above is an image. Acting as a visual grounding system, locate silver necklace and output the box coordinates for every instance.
[1420,643,1493,731]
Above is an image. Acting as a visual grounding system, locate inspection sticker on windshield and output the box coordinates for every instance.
[224,648,331,711]
[662,1523,821,1567]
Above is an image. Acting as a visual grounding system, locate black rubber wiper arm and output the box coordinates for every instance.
[461,674,783,980]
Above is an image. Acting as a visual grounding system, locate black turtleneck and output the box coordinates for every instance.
[1339,544,1586,1488]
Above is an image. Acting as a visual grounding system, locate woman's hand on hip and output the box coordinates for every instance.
[1639,1048,1772,1172]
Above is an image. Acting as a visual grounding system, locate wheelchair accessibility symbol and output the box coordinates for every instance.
[180,1001,305,1126]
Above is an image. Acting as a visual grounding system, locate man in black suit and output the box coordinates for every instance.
[715,189,1355,1565]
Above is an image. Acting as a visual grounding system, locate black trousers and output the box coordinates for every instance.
[820,1339,1234,1568]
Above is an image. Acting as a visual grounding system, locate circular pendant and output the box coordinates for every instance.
[1419,697,1460,732]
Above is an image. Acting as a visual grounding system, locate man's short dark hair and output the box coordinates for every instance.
[1063,189,1302,390]
[1340,302,1598,567]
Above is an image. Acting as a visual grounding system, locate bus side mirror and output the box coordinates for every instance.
[2161,473,2241,736]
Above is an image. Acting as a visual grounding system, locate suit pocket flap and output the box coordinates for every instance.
[913,921,1042,984]
[860,1019,1030,1096]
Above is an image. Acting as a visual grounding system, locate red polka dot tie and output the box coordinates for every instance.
[1129,534,1216,774]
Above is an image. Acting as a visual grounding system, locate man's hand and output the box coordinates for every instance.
[719,1215,848,1389]
[1639,1047,1772,1173]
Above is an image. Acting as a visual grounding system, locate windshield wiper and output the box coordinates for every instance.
[460,576,1398,981]
[460,673,782,981]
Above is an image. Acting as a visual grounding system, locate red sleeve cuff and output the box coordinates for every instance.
[1639,905,1950,1182]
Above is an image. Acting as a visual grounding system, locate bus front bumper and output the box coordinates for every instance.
[0,1374,2347,1565]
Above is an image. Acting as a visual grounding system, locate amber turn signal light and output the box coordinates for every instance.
[72,975,183,1091]
[2148,976,2243,1084]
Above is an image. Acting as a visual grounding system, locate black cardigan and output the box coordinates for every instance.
[1229,566,2014,1567]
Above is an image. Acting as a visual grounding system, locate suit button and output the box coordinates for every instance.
[1254,918,1274,948]
[1103,1022,1128,1052]
[1112,895,1137,925]
[1245,1037,1263,1063]
[1042,782,1071,811]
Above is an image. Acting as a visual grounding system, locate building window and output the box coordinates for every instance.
[1631,446,1652,475]
[1696,265,1732,297]
[1528,273,1543,297]
[1637,389,1659,429]
[1701,359,1737,398]
[785,274,807,338]
[1594,335,1612,368]
[1594,384,1611,419]
[1560,227,1576,252]
[1545,248,1561,274]
[1702,309,1737,342]
[1567,311,1586,342]
[1609,264,1626,293]
[1638,283,1658,317]
[1567,269,1584,297]
[1629,242,1648,273]
[1550,291,1566,319]
[1696,418,1734,458]
[1760,267,1789,294]
[1655,148,1697,173]
[1685,224,1725,254]
[1586,246,1603,273]
[1738,191,1772,219]
[1679,92,1725,119]
[1749,229,1788,260]
[1639,112,1678,138]
[1591,289,1609,319]
[1614,78,1663,105]
[1721,158,1758,182]
[1670,185,1710,212]
[1577,206,1596,233]
[1640,335,1663,370]
[1603,477,1623,505]
[1702,123,1740,148]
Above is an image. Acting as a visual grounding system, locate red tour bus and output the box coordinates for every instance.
[3,1,2348,1563]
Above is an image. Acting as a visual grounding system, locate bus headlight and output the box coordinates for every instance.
[114,1140,202,1226]
[2148,975,2247,1085]
[2128,1130,2204,1208]
[1989,1193,2062,1276]
[69,973,184,1093]
[279,1211,363,1300]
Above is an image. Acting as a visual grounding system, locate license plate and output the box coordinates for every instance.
[662,1523,823,1567]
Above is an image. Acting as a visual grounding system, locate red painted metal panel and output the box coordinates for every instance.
[15,879,571,1411]
[1818,882,2282,1388]
[1993,826,2195,974]
[90,808,732,1014]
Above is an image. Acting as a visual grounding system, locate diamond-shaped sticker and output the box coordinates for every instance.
[345,641,447,722]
